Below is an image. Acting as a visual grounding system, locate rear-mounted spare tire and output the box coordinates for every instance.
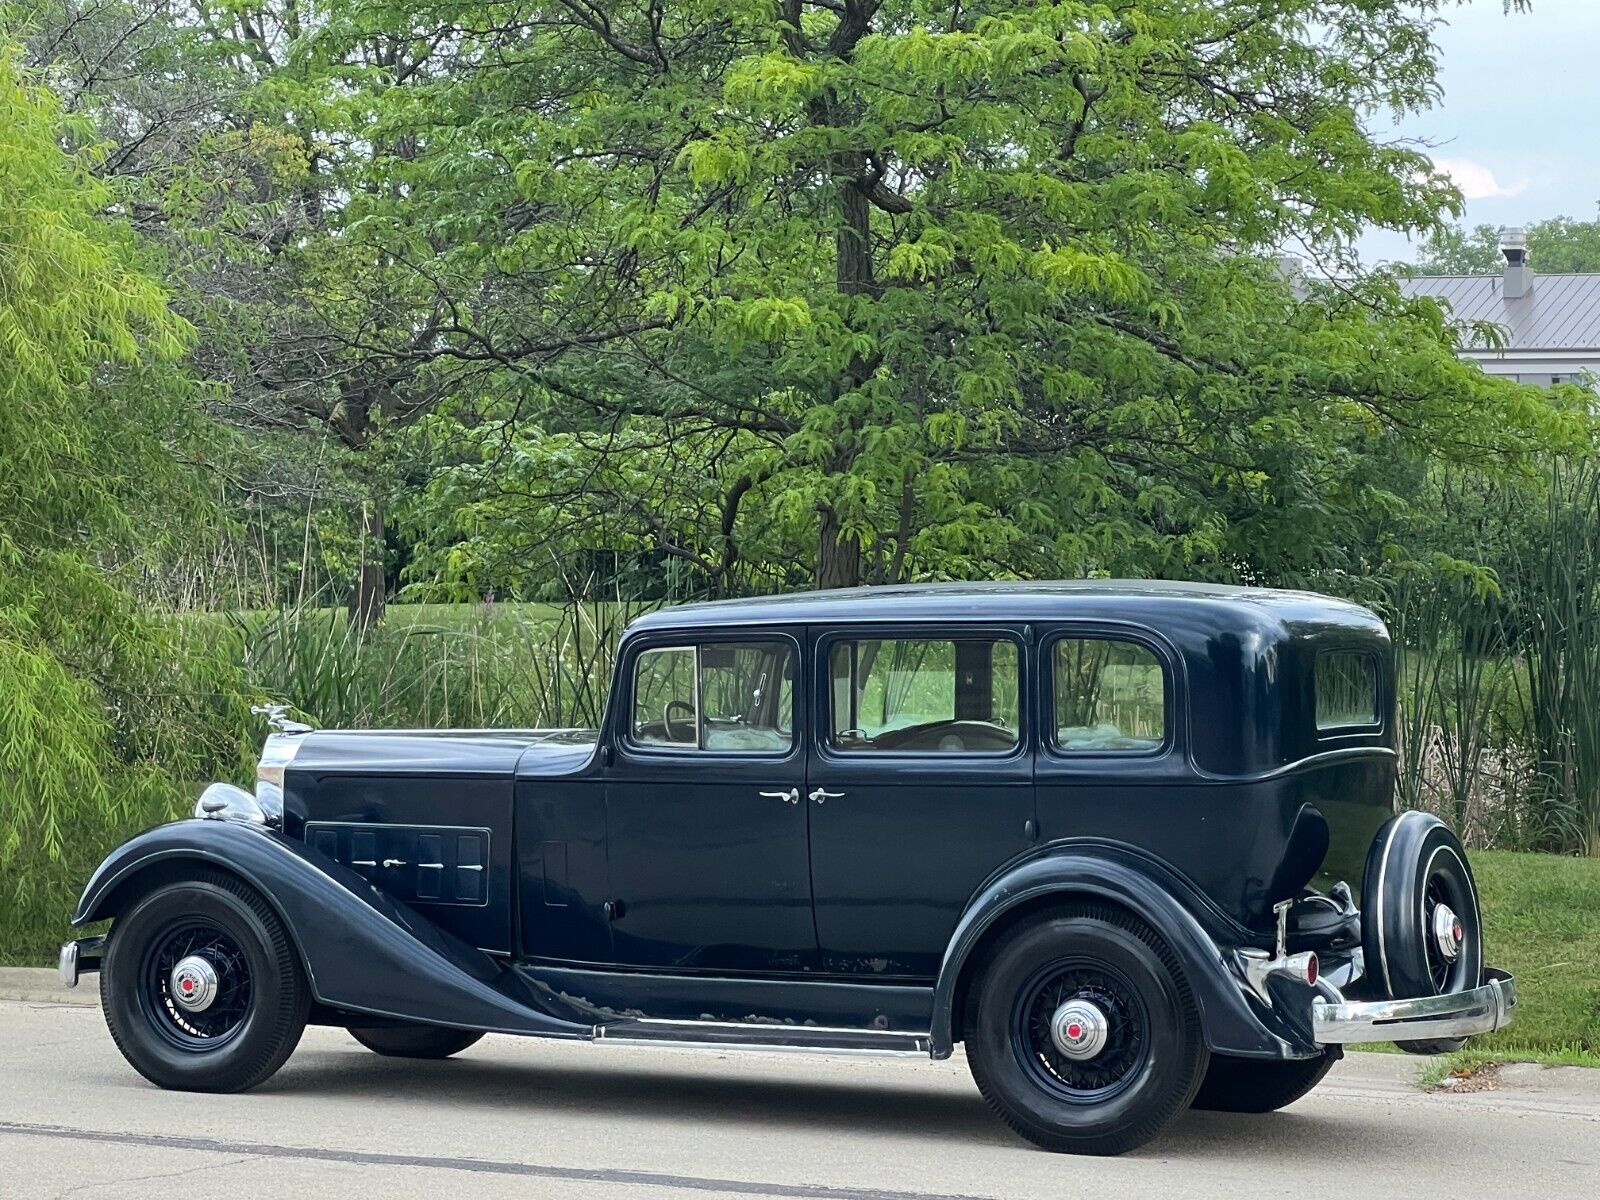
[1361,812,1483,1054]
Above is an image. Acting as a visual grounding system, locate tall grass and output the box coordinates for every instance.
[1388,573,1534,848]
[1388,461,1600,855]
[1516,463,1600,853]
[237,596,649,730]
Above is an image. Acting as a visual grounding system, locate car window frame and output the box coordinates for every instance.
[621,632,802,759]
[814,625,1029,761]
[1041,628,1175,760]
[1313,646,1384,737]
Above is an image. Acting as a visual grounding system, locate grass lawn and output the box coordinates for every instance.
[1439,849,1600,1069]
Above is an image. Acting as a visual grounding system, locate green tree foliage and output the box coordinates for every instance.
[0,48,248,941]
[1412,210,1600,275]
[315,0,1574,593]
[17,2,1577,599]
[17,0,392,612]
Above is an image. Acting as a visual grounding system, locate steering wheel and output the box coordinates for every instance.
[875,720,1017,752]
[663,699,696,743]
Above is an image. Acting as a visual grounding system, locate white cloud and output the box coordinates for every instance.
[1431,157,1529,201]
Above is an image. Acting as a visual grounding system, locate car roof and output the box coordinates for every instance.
[624,580,1384,635]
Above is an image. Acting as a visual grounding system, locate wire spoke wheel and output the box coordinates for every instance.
[968,907,1206,1155]
[1012,959,1150,1103]
[1422,869,1468,994]
[104,873,309,1093]
[138,918,254,1050]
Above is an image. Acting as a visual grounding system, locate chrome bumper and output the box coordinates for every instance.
[1312,968,1516,1045]
[58,936,105,988]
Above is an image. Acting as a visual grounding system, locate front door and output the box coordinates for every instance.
[805,627,1036,978]
[605,633,817,973]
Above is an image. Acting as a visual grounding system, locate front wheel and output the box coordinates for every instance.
[1190,1052,1337,1113]
[966,906,1208,1155]
[101,871,309,1092]
[349,1024,484,1059]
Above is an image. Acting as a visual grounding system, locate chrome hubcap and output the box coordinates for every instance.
[1432,903,1463,962]
[169,955,219,1012]
[1049,999,1110,1061]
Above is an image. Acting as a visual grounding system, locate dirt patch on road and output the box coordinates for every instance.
[1430,1060,1504,1093]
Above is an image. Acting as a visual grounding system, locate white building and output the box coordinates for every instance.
[1397,229,1600,387]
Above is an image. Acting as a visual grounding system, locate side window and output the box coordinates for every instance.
[633,647,697,747]
[1316,650,1379,730]
[631,642,795,752]
[1053,638,1166,752]
[828,637,1020,753]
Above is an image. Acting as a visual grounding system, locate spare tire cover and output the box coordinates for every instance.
[1361,811,1483,1001]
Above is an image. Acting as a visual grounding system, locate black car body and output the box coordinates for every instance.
[63,582,1516,1154]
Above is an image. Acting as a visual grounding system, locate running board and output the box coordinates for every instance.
[593,1018,932,1057]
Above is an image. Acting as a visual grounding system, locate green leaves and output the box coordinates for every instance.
[18,1,1583,603]
[0,48,249,915]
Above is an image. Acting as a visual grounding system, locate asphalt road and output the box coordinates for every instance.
[3,984,1599,1200]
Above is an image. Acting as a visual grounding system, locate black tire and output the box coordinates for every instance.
[349,1024,484,1059]
[966,905,1209,1155]
[1190,1052,1337,1113]
[101,871,309,1092]
[1361,812,1483,1054]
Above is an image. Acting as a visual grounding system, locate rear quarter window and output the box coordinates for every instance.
[1316,650,1380,730]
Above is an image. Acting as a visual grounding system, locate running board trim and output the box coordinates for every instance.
[593,1018,932,1057]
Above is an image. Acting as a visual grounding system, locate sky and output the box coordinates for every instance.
[1357,0,1600,268]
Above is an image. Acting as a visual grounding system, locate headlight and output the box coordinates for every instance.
[196,732,304,826]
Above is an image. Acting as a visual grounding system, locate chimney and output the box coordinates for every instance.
[1500,226,1534,300]
[1276,254,1308,298]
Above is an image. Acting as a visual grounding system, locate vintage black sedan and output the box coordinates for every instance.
[61,582,1515,1155]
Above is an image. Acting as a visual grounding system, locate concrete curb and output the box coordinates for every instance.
[0,967,98,1006]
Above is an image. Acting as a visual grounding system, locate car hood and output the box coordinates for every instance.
[286,727,600,779]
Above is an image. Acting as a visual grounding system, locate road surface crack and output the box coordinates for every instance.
[49,1153,256,1200]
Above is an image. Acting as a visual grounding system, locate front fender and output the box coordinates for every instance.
[930,841,1318,1061]
[74,819,589,1039]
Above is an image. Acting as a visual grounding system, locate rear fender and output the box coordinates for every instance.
[73,819,588,1039]
[931,841,1318,1061]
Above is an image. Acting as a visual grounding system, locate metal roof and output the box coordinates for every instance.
[1398,273,1600,351]
[625,580,1383,634]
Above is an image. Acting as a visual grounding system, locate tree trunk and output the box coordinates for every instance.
[817,504,862,590]
[812,171,878,593]
[348,495,386,626]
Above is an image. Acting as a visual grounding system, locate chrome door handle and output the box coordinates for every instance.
[808,789,845,804]
[382,858,408,869]
[759,788,800,804]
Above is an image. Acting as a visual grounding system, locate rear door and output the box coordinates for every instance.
[804,625,1036,978]
[604,631,817,973]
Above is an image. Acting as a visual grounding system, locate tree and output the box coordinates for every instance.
[0,46,246,936]
[18,1,1579,601]
[18,0,424,619]
[333,0,1576,593]
[1413,209,1600,275]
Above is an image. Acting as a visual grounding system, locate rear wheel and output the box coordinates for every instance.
[349,1024,484,1059]
[966,906,1208,1155]
[1190,1052,1337,1113]
[101,871,309,1092]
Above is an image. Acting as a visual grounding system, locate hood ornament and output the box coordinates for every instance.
[251,702,313,734]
